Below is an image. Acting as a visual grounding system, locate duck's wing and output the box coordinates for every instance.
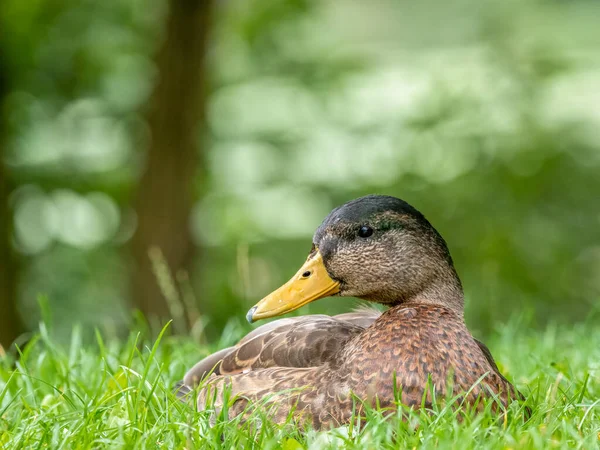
[473,338,509,383]
[181,310,381,390]
[195,366,317,422]
[474,337,529,413]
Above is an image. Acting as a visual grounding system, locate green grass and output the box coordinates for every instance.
[0,316,599,449]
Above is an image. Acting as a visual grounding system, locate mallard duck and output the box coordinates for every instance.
[178,195,522,429]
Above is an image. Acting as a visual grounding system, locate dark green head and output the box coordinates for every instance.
[313,195,463,310]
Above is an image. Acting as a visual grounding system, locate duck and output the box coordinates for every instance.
[177,195,523,429]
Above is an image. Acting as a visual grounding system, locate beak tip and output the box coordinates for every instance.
[246,306,257,324]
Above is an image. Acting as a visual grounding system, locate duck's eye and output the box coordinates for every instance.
[357,226,373,238]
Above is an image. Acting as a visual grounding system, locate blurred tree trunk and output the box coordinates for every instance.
[0,53,22,348]
[131,0,212,321]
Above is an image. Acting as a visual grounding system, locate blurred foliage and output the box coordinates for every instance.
[1,0,600,341]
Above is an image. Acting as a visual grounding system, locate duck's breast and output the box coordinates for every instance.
[337,304,514,408]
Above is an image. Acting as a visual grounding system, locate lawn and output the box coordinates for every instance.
[0,315,598,449]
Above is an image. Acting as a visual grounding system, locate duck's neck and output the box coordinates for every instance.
[402,270,465,316]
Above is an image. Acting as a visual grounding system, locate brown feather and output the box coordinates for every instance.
[177,196,526,429]
[182,305,522,429]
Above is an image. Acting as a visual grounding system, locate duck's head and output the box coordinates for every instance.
[247,195,464,323]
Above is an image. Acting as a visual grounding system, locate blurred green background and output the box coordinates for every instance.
[1,0,599,347]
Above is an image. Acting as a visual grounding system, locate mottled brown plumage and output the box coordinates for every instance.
[177,195,524,429]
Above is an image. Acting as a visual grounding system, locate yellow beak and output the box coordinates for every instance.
[246,250,340,323]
